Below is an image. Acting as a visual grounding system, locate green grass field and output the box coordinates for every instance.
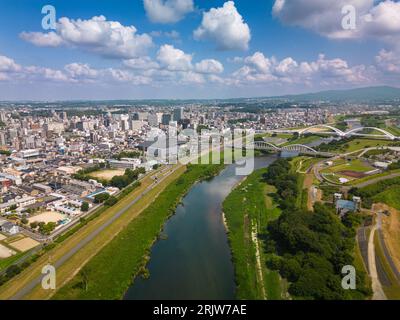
[374,232,400,300]
[343,139,395,153]
[0,252,25,273]
[386,126,400,137]
[373,187,400,210]
[322,159,373,174]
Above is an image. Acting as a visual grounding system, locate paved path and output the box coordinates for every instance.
[353,172,400,189]
[356,147,400,158]
[368,217,387,300]
[9,165,181,300]
[357,227,370,274]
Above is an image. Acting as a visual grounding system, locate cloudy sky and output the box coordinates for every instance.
[0,0,400,100]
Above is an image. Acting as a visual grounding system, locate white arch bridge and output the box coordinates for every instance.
[245,141,334,157]
[297,125,397,140]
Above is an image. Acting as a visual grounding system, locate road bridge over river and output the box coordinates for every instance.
[244,141,335,158]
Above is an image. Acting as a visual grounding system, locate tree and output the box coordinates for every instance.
[104,196,118,207]
[81,201,89,212]
[94,192,110,204]
[30,222,38,229]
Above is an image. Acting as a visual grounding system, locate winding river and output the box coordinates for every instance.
[124,156,277,300]
[124,135,333,300]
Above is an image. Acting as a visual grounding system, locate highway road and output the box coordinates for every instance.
[9,164,181,300]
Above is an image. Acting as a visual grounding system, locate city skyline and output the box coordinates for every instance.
[1,0,400,100]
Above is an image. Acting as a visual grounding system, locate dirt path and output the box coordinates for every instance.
[251,222,267,300]
[303,173,316,211]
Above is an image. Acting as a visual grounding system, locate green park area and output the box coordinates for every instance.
[320,159,375,184]
[223,157,371,300]
[261,159,371,299]
[318,137,399,154]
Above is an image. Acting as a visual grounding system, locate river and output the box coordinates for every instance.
[124,156,277,300]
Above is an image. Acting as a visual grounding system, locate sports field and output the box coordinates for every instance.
[321,159,375,184]
[89,169,126,181]
[0,244,15,258]
[9,238,40,252]
[28,211,67,224]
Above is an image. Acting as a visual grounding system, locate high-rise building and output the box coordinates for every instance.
[132,112,148,121]
[162,113,172,125]
[173,107,184,122]
[90,132,99,143]
[0,111,7,122]
[131,120,145,131]
[148,114,160,128]
[0,131,6,146]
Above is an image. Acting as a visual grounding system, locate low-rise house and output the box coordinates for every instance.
[374,161,391,170]
[32,183,52,194]
[0,222,19,235]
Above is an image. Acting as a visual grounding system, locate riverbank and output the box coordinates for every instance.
[52,163,225,300]
[222,167,285,300]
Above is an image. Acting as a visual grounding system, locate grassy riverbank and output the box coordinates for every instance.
[223,168,285,300]
[53,163,225,300]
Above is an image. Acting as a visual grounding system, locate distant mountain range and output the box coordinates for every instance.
[2,86,400,105]
[271,86,400,102]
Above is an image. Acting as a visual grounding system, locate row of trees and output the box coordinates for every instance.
[316,137,355,152]
[112,151,141,160]
[263,159,371,300]
[93,192,118,207]
[0,150,11,156]
[74,165,145,190]
[29,221,57,235]
[109,167,146,189]
[72,163,108,182]
[263,159,299,210]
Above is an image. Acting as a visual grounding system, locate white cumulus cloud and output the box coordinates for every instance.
[272,0,400,44]
[156,44,193,71]
[144,0,194,24]
[195,59,224,74]
[20,16,153,59]
[194,1,251,51]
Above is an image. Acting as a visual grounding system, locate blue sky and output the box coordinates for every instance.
[0,0,398,100]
